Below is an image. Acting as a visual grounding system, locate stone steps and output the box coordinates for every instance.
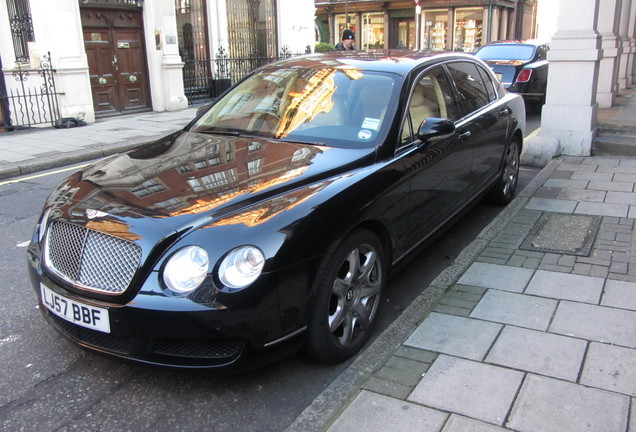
[593,126,636,156]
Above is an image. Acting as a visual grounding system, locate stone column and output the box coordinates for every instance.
[627,0,636,85]
[143,0,187,111]
[617,0,633,89]
[596,0,621,108]
[540,0,601,156]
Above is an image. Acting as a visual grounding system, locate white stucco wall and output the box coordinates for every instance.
[277,0,315,54]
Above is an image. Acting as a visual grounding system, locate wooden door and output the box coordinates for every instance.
[82,9,150,117]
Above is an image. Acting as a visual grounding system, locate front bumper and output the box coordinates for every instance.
[27,248,317,371]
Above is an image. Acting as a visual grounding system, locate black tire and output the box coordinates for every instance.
[488,137,521,205]
[305,229,386,363]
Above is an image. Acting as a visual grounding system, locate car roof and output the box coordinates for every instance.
[268,50,480,76]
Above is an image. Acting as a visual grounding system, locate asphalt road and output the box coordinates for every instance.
[0,109,541,432]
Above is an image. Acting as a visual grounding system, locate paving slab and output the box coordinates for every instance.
[457,262,534,293]
[525,197,577,213]
[525,270,604,303]
[581,342,636,397]
[587,180,634,192]
[556,188,606,202]
[409,355,523,426]
[441,415,508,432]
[575,201,629,217]
[470,290,558,331]
[549,301,636,347]
[326,390,448,432]
[485,326,587,382]
[404,313,502,361]
[507,374,630,432]
[601,279,636,310]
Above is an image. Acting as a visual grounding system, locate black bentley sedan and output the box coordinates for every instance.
[27,50,525,371]
[475,41,549,104]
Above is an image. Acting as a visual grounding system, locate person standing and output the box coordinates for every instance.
[335,29,356,51]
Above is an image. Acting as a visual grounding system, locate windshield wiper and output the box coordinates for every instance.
[277,138,325,146]
[195,127,243,136]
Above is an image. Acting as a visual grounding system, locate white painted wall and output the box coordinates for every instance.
[277,0,315,54]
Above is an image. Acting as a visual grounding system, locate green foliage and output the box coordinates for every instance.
[315,42,335,52]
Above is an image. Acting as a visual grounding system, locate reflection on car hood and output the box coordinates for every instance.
[49,131,376,231]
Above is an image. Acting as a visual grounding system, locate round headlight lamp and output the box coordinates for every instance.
[163,246,210,294]
[219,246,265,290]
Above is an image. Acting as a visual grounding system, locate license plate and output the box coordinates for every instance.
[40,284,111,333]
[496,73,503,82]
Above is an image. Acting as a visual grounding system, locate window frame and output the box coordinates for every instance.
[397,63,457,152]
[7,0,35,63]
[444,60,492,120]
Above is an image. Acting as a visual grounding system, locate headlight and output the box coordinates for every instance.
[38,208,52,243]
[163,246,210,294]
[219,246,265,290]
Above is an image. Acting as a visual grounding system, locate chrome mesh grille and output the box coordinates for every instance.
[45,220,142,294]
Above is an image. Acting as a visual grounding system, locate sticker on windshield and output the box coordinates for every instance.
[358,129,373,140]
[361,117,380,131]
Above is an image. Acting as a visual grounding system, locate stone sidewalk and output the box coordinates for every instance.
[288,156,636,432]
[0,107,197,180]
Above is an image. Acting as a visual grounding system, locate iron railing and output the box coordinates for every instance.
[183,46,310,104]
[0,52,62,129]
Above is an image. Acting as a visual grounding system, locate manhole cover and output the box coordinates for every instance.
[520,213,601,256]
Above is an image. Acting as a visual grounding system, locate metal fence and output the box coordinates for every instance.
[183,46,310,104]
[0,52,62,129]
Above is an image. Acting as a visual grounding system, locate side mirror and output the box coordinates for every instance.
[417,118,455,143]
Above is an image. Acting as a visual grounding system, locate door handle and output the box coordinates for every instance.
[112,55,119,71]
[498,108,510,118]
[458,131,471,141]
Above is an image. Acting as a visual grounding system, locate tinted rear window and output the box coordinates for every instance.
[476,45,536,61]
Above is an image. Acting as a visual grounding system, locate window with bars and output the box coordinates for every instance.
[226,0,277,58]
[7,0,35,63]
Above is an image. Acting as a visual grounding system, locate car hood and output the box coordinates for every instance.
[47,131,377,235]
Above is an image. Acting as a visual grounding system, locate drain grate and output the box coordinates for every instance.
[520,213,601,256]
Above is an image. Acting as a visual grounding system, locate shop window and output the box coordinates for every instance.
[422,10,448,51]
[335,14,355,45]
[453,8,483,52]
[360,13,384,49]
[397,20,413,49]
[7,0,35,63]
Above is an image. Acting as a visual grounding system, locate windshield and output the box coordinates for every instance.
[191,66,399,149]
[476,44,536,61]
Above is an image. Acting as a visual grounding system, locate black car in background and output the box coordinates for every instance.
[27,51,525,372]
[476,41,549,104]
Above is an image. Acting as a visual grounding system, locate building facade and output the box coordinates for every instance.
[315,0,536,51]
[0,0,315,129]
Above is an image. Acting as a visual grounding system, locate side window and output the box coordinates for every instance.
[400,66,455,146]
[477,65,497,102]
[446,61,490,118]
